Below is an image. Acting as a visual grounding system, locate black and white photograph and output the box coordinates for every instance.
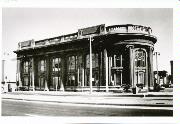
[1,8,173,117]
[2,0,180,123]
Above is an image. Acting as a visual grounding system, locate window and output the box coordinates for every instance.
[67,56,77,86]
[135,50,146,67]
[86,54,98,68]
[68,56,76,71]
[23,61,29,73]
[77,56,83,86]
[39,59,46,72]
[85,53,99,86]
[52,58,61,72]
[52,57,61,90]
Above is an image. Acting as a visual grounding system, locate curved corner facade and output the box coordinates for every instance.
[14,24,157,92]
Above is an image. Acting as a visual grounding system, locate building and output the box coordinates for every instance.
[14,24,157,92]
[154,70,168,85]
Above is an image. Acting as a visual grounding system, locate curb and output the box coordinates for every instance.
[3,92,173,97]
[2,97,173,108]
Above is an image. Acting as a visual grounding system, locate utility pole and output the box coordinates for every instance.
[2,52,9,83]
[2,60,5,82]
[89,36,93,94]
[153,52,160,84]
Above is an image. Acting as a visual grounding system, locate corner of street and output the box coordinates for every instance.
[1,88,173,116]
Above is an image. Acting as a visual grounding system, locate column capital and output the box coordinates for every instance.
[126,45,134,49]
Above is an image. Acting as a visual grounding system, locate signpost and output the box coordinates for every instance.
[89,36,92,94]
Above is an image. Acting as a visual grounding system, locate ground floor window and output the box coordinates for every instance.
[67,56,77,86]
[37,59,46,90]
[110,54,124,86]
[51,57,61,90]
[85,53,99,86]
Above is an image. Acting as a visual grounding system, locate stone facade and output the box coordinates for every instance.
[14,24,157,92]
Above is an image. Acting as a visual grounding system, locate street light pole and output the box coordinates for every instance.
[154,52,160,84]
[2,52,9,83]
[89,36,93,94]
[2,60,5,82]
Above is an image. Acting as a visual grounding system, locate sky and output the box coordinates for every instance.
[2,8,173,81]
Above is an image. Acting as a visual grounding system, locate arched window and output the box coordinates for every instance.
[134,49,146,67]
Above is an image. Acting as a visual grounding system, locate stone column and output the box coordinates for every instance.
[113,55,116,85]
[127,45,134,87]
[31,57,35,91]
[17,59,22,88]
[104,49,109,92]
[45,56,49,91]
[148,46,154,90]
[18,59,23,87]
[108,57,112,86]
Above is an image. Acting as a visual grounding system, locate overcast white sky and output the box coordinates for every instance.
[2,8,173,81]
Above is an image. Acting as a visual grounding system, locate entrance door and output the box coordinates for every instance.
[134,70,146,85]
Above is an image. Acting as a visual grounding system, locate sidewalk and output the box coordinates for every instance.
[1,90,173,108]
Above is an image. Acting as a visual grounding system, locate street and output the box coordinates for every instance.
[2,99,173,116]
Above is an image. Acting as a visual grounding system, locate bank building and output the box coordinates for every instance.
[14,24,157,92]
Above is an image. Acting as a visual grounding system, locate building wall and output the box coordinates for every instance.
[15,24,157,92]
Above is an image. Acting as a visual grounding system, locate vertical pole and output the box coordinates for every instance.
[31,58,35,91]
[82,67,84,86]
[105,49,109,92]
[154,52,160,84]
[108,57,111,86]
[89,36,92,94]
[114,55,116,85]
[77,67,79,86]
[45,57,49,91]
[129,46,134,87]
[2,60,5,82]
[120,54,123,85]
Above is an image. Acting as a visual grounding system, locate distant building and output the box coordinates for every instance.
[154,70,172,88]
[14,24,157,92]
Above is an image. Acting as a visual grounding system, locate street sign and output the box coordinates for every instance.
[78,24,105,37]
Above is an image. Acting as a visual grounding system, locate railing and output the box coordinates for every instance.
[18,24,153,50]
[19,33,78,49]
[106,24,152,35]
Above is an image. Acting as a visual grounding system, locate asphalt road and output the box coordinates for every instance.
[2,99,173,116]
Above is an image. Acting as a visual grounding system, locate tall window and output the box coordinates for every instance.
[134,49,147,85]
[39,60,46,72]
[77,56,83,86]
[85,53,99,86]
[37,59,46,89]
[52,58,61,90]
[23,61,29,86]
[23,61,29,73]
[67,56,77,86]
[52,58,61,72]
[111,54,123,86]
[68,56,76,71]
[135,50,146,67]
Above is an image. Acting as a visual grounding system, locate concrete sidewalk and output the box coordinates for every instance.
[1,91,173,108]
